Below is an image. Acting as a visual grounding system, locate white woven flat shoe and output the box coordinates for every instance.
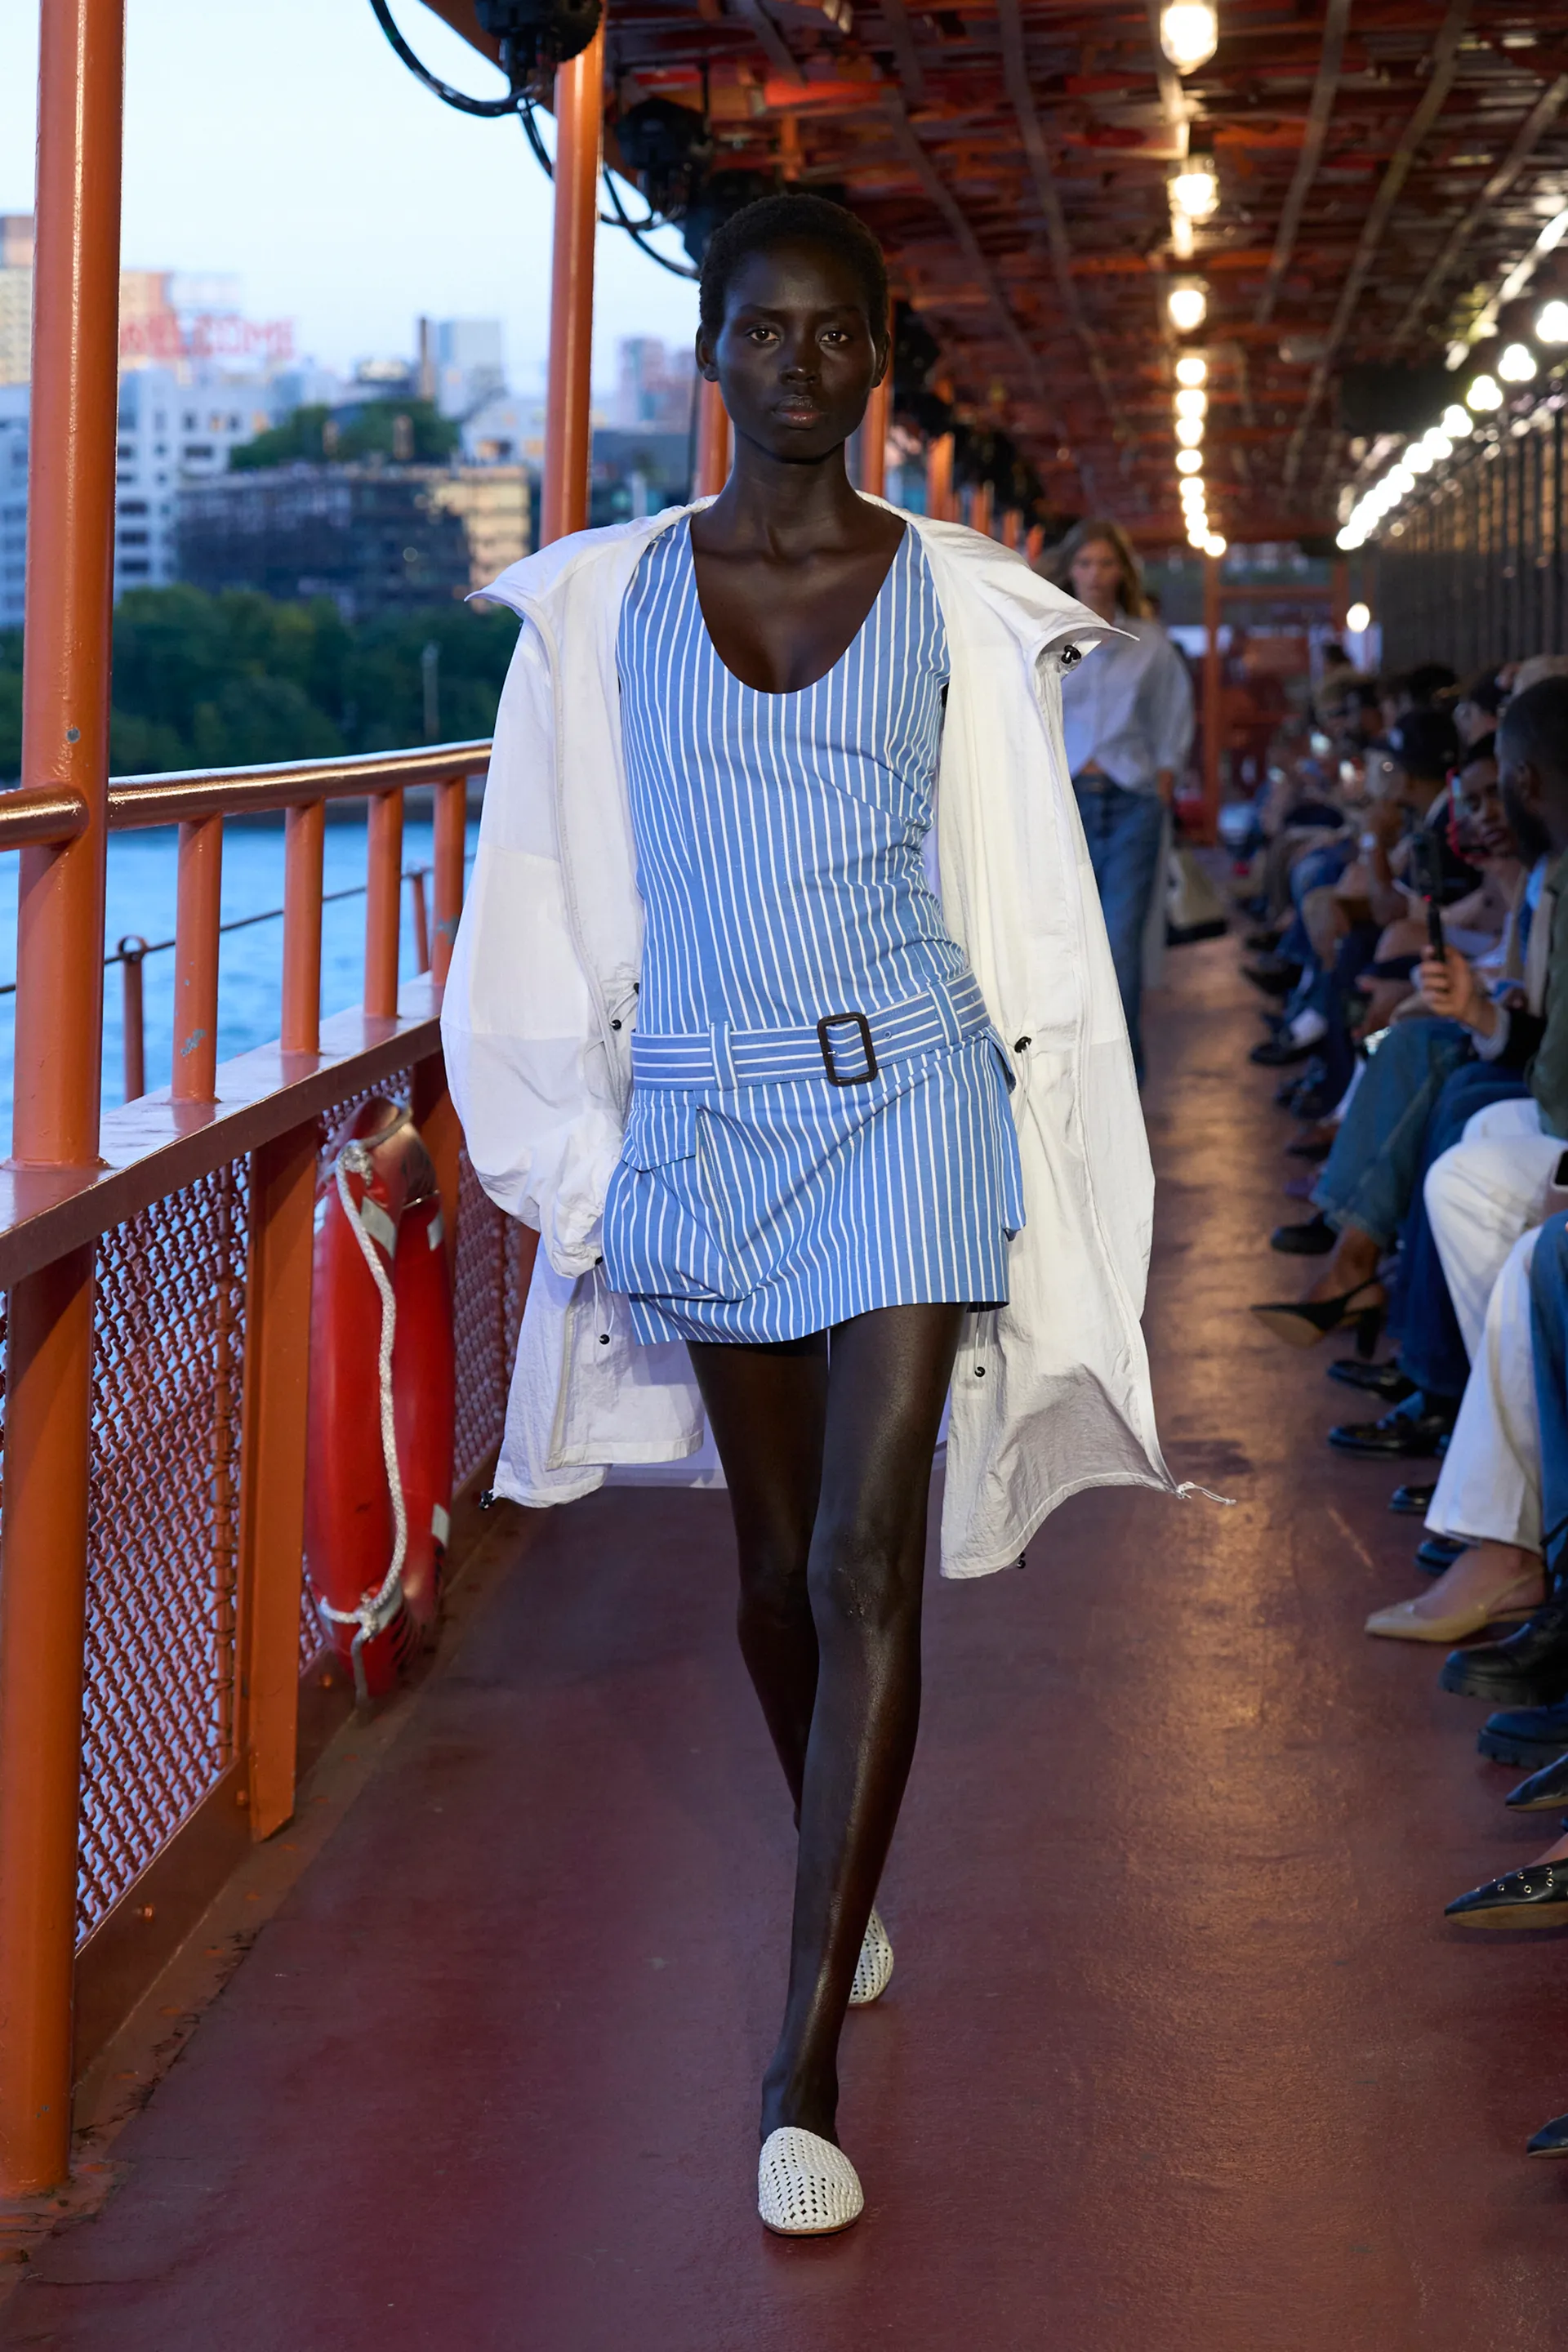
[757,2127,865,2235]
[849,1905,893,2006]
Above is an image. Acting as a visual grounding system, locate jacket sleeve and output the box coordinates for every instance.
[1528,883,1568,1140]
[441,621,624,1278]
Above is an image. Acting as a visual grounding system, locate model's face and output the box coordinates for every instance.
[1069,539,1122,614]
[697,240,885,466]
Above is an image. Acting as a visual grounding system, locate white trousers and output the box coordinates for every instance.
[1424,1097,1561,1359]
[1426,1226,1543,1553]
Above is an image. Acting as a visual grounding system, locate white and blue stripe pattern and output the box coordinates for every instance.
[603,515,1024,1345]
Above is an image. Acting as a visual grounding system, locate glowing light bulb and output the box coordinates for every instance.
[1175,448,1204,474]
[1499,341,1537,382]
[1336,527,1364,551]
[1174,386,1208,420]
[1168,281,1207,332]
[1538,299,1568,345]
[1441,403,1473,437]
[1422,430,1453,461]
[1468,373,1503,411]
[1179,477,1206,502]
[1346,601,1370,633]
[1160,2,1218,73]
[1170,212,1196,261]
[1175,354,1208,386]
[1405,441,1433,473]
[1175,414,1205,448]
[1203,532,1227,558]
[1387,465,1414,493]
[1169,156,1220,221]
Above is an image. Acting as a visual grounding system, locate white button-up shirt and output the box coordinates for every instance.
[1060,612,1194,792]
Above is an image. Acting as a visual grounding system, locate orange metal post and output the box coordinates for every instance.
[364,789,403,1020]
[408,866,430,975]
[281,800,324,1055]
[540,24,604,546]
[926,432,954,523]
[859,373,891,501]
[1202,552,1223,847]
[235,1120,320,1840]
[0,0,125,2199]
[432,773,467,987]
[971,482,993,539]
[1002,510,1021,550]
[1026,523,1045,564]
[1330,555,1350,635]
[695,378,731,497]
[171,814,222,1104]
[412,1053,463,1282]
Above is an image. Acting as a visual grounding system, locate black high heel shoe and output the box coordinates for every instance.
[1249,1281,1385,1358]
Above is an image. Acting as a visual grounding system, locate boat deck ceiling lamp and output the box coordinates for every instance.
[1421,429,1454,461]
[1499,341,1538,382]
[1203,532,1227,558]
[1174,385,1208,419]
[1160,2,1218,74]
[1168,280,1207,332]
[1441,403,1474,437]
[1175,414,1205,448]
[1175,447,1204,474]
[1405,441,1433,474]
[1468,372,1503,411]
[1169,148,1220,222]
[1175,354,1208,387]
[1387,464,1414,493]
[1346,600,1370,634]
[1538,299,1568,345]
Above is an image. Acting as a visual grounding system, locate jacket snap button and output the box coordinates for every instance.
[599,1333,611,1345]
[611,1018,621,1031]
[1013,1036,1030,1053]
[974,1365,986,1378]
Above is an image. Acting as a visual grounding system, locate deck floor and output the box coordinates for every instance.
[4,939,1565,2350]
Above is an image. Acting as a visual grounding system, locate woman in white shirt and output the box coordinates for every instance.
[1046,518,1194,1080]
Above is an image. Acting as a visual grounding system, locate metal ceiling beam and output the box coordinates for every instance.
[995,0,1129,447]
[871,0,927,107]
[728,0,805,84]
[1282,0,1472,488]
[1254,0,1352,328]
[1388,71,1568,353]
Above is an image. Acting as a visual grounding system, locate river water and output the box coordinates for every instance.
[0,813,478,1134]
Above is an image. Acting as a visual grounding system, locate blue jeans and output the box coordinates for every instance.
[1314,1017,1477,1247]
[1072,778,1166,1085]
[1530,1213,1568,1582]
[1394,1061,1529,1400]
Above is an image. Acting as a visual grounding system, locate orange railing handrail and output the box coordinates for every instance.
[0,740,492,853]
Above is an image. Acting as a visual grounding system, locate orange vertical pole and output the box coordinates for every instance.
[408,866,430,976]
[170,814,222,1103]
[235,1118,320,1840]
[1002,509,1021,550]
[1025,523,1045,564]
[695,378,731,497]
[0,0,125,2200]
[859,373,891,501]
[925,432,954,523]
[1202,552,1223,847]
[363,788,403,1020]
[970,482,993,539]
[1330,555,1349,636]
[540,24,604,546]
[281,800,324,1056]
[118,933,145,1101]
[432,773,467,988]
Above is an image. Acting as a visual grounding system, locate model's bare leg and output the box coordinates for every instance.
[694,1303,963,2144]
[688,1332,830,1814]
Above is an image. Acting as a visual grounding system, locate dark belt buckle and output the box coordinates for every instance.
[817,1010,877,1086]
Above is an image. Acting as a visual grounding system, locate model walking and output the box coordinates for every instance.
[1047,516,1194,1082]
[444,195,1174,2235]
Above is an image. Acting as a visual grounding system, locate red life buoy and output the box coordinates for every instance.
[305,1097,457,1701]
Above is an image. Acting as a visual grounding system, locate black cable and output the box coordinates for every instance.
[599,165,699,278]
[368,0,524,114]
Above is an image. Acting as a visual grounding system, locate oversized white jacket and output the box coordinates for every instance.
[442,503,1178,1577]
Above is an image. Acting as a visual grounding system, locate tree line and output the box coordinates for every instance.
[0,584,519,782]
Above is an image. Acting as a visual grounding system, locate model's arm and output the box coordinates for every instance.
[1148,634,1194,806]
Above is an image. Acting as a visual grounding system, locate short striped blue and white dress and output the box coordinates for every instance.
[601,514,1025,1346]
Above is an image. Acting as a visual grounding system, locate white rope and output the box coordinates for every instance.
[314,1140,408,1704]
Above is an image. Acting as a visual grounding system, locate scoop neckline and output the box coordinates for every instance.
[683,515,911,697]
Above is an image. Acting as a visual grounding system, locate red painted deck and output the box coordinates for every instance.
[3,939,1564,2350]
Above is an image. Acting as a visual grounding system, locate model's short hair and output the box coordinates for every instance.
[698,194,889,344]
[1045,516,1149,620]
[1499,674,1568,791]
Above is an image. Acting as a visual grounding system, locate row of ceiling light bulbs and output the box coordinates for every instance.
[1337,296,1568,551]
[1172,354,1226,558]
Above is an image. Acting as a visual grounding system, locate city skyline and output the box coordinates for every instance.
[0,0,698,392]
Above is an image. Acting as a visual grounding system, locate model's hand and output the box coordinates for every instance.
[1156,768,1176,809]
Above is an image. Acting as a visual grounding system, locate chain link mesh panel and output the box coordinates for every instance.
[78,1163,248,1938]
[452,1149,526,1492]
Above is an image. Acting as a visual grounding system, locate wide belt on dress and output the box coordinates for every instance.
[630,970,993,1090]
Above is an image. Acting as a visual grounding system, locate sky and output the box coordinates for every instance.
[0,0,699,392]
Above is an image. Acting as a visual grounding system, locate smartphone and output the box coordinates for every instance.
[1405,830,1447,956]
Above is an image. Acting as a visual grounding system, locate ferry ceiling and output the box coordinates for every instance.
[415,0,1568,550]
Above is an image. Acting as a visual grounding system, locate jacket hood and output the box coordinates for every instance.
[474,501,1116,662]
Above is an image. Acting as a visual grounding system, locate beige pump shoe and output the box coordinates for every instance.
[1365,1578,1542,1643]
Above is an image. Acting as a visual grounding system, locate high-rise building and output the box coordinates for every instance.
[0,216,33,389]
[114,367,273,594]
[177,464,478,621]
[0,385,27,630]
[418,318,506,419]
[612,337,696,434]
